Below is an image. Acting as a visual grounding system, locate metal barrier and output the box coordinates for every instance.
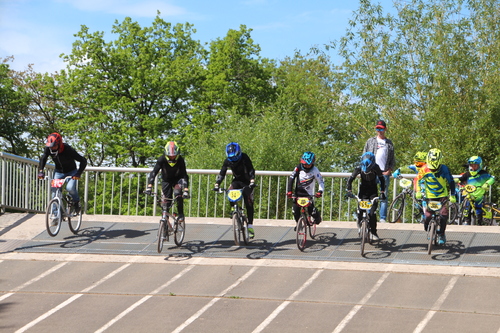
[0,151,426,222]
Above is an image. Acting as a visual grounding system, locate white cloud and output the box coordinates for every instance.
[56,0,188,17]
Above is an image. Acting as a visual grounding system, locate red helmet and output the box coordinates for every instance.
[46,133,64,155]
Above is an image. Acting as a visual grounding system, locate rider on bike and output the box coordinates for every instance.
[145,141,190,222]
[456,156,495,225]
[287,151,324,226]
[214,142,256,238]
[415,148,456,244]
[346,152,386,241]
[38,133,87,214]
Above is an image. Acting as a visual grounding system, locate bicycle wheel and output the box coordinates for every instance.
[296,215,307,251]
[157,220,166,253]
[360,219,369,255]
[458,198,470,225]
[308,217,316,239]
[388,193,406,223]
[174,216,186,246]
[232,212,242,246]
[68,203,82,234]
[448,202,459,225]
[45,198,62,237]
[427,220,436,255]
[241,215,249,245]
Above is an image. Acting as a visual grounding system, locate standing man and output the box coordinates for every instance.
[363,120,396,223]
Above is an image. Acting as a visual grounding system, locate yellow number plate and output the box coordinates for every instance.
[428,201,442,211]
[464,184,477,193]
[297,197,310,207]
[359,201,372,210]
[399,178,412,189]
[227,190,242,201]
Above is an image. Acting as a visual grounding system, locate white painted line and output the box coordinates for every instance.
[332,272,390,333]
[413,276,459,333]
[0,261,68,302]
[95,265,196,333]
[172,265,259,333]
[252,269,323,333]
[15,263,132,333]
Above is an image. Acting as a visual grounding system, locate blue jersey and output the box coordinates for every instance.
[418,164,455,199]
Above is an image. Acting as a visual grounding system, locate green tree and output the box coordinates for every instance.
[60,15,206,167]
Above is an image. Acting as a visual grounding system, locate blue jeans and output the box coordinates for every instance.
[377,174,390,220]
[53,170,80,202]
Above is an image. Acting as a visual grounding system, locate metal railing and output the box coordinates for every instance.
[0,151,424,222]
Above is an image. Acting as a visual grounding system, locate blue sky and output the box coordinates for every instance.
[0,0,398,74]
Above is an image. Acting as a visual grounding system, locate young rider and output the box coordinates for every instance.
[456,156,495,225]
[214,142,256,238]
[346,152,386,241]
[38,132,87,214]
[415,148,456,244]
[145,141,190,222]
[287,151,324,227]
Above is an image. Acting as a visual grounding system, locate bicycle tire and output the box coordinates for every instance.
[241,215,249,245]
[448,202,459,225]
[458,198,471,225]
[308,219,316,239]
[427,220,436,255]
[46,198,62,237]
[360,219,368,256]
[388,193,406,223]
[157,221,166,253]
[68,204,82,234]
[296,215,307,251]
[232,212,242,246]
[174,217,186,246]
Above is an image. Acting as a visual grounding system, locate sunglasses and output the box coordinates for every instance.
[376,128,386,132]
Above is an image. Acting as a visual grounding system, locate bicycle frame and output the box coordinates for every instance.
[424,199,446,254]
[218,187,249,246]
[351,194,379,256]
[45,176,82,236]
[388,176,423,223]
[458,184,489,225]
[293,196,317,251]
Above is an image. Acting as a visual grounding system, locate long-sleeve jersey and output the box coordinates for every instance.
[417,165,456,199]
[216,153,255,185]
[38,144,87,178]
[458,170,495,187]
[346,165,385,197]
[288,165,325,196]
[148,155,189,187]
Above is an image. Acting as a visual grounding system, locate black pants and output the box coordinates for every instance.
[292,202,320,223]
[161,179,187,215]
[357,193,378,234]
[230,181,254,224]
[423,197,448,234]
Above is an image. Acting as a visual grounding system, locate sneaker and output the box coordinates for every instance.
[371,232,380,241]
[438,234,446,245]
[248,227,255,239]
[314,216,322,225]
[379,219,386,223]
[177,214,185,222]
[73,201,81,216]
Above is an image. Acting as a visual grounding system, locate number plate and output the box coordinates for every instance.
[227,189,243,202]
[359,201,372,210]
[464,184,477,193]
[399,178,412,189]
[428,201,442,211]
[51,179,66,188]
[296,197,310,207]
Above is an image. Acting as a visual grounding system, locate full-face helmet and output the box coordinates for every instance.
[413,151,427,167]
[226,142,242,162]
[468,156,483,176]
[46,133,63,156]
[360,152,376,173]
[300,151,316,171]
[426,148,443,170]
[164,141,180,166]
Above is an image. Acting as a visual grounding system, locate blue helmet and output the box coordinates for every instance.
[300,151,316,170]
[468,156,483,176]
[226,142,242,162]
[360,152,376,172]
